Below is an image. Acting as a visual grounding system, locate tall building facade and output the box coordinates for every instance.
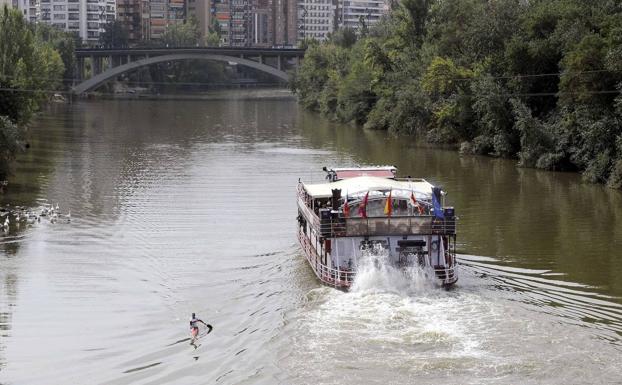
[228,0,251,46]
[297,0,390,44]
[186,0,212,42]
[147,0,185,40]
[117,0,146,42]
[338,0,388,30]
[34,0,115,43]
[207,0,296,48]
[272,0,295,46]
[297,0,335,42]
[252,0,272,47]
[16,0,37,23]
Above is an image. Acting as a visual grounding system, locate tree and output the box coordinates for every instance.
[291,0,622,188]
[0,6,64,125]
[331,28,357,49]
[0,6,64,179]
[99,20,129,48]
[161,17,201,47]
[205,31,219,47]
[34,23,78,88]
[205,17,221,47]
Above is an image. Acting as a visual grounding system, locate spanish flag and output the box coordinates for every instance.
[384,189,392,216]
[358,191,369,218]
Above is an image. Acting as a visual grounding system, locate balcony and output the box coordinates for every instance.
[314,215,456,238]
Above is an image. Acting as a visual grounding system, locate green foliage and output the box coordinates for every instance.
[34,23,78,87]
[291,0,622,187]
[205,18,221,47]
[330,28,357,49]
[0,115,23,179]
[0,6,64,125]
[99,20,129,48]
[0,6,66,179]
[162,17,201,47]
[205,31,220,47]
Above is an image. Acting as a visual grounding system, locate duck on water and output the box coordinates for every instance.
[297,166,458,290]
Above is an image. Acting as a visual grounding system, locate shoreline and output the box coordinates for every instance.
[79,88,295,101]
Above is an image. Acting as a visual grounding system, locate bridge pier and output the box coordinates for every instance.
[89,55,96,76]
[277,55,282,71]
[77,57,84,81]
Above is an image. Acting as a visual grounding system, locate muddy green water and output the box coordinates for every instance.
[0,99,620,384]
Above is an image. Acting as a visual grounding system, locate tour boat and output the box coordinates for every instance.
[296,166,457,289]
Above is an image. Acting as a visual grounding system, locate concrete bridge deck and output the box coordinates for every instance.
[73,47,305,94]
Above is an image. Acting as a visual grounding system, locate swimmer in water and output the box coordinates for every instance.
[189,313,210,339]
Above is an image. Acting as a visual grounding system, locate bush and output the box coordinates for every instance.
[0,115,24,180]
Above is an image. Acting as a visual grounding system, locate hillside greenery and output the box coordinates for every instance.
[290,0,622,188]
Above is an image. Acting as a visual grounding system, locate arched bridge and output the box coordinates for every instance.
[73,47,305,94]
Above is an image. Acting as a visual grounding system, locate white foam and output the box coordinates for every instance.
[351,243,439,295]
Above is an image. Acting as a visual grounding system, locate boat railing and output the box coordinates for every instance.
[319,216,456,237]
[298,227,354,288]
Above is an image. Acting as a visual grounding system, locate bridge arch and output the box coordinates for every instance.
[73,53,290,94]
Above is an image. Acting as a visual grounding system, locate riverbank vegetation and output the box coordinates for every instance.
[0,6,74,180]
[291,0,622,188]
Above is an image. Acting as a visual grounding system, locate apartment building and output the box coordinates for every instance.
[297,0,335,42]
[117,0,147,42]
[186,0,211,42]
[338,0,388,30]
[252,0,272,47]
[34,0,115,43]
[147,0,185,39]
[272,0,295,46]
[15,0,37,23]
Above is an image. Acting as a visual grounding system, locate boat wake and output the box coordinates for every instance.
[350,244,439,295]
[280,252,622,384]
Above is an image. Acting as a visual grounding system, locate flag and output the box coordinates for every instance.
[438,235,445,266]
[358,191,369,218]
[343,192,350,217]
[411,190,424,215]
[384,189,392,217]
[432,187,444,219]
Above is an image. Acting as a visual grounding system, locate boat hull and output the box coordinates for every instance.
[297,227,458,289]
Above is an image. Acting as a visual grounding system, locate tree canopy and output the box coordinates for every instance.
[0,6,65,179]
[161,17,201,47]
[99,20,130,49]
[291,0,622,188]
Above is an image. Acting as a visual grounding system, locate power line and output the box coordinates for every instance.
[2,67,622,86]
[446,68,622,82]
[0,86,619,98]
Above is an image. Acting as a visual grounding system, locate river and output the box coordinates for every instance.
[0,98,621,384]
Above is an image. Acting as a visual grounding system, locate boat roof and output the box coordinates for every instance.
[326,166,397,180]
[303,176,435,198]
